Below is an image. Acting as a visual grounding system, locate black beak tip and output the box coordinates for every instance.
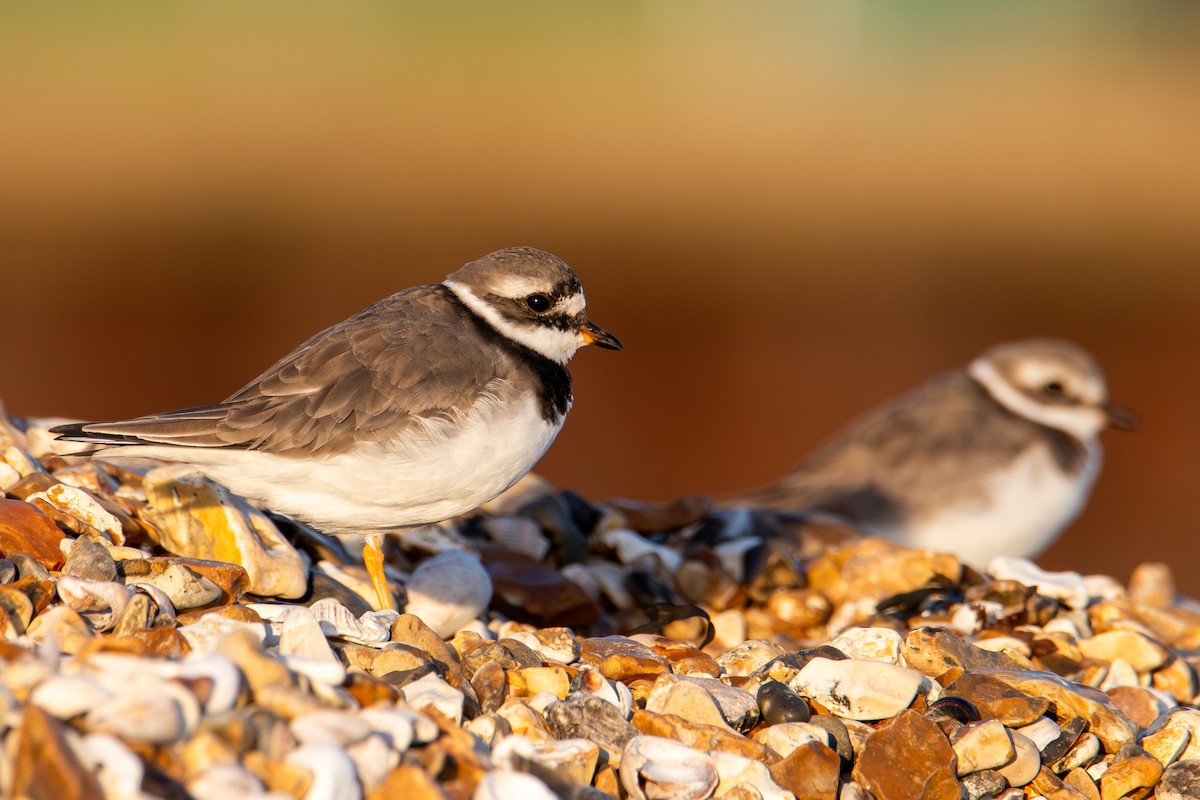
[1105,404,1137,430]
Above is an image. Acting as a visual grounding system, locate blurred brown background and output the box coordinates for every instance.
[3,4,1198,591]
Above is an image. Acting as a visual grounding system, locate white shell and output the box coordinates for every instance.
[178,615,267,654]
[76,733,148,800]
[278,606,346,685]
[598,528,683,573]
[712,537,762,583]
[403,549,493,639]
[399,672,465,724]
[481,516,551,561]
[492,735,600,787]
[283,743,361,800]
[186,763,268,800]
[619,735,718,800]
[472,771,557,800]
[29,675,112,719]
[346,733,397,795]
[291,710,372,747]
[356,707,417,752]
[309,597,396,647]
[709,750,793,800]
[84,687,188,744]
[56,577,132,632]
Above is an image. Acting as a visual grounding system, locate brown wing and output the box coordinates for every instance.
[54,285,508,456]
[737,372,1047,522]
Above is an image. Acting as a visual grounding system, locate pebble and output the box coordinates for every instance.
[1159,760,1200,800]
[141,465,308,599]
[854,709,962,800]
[789,656,925,721]
[951,719,1015,775]
[4,414,1200,800]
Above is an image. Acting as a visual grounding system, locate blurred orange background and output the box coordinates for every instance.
[3,4,1198,591]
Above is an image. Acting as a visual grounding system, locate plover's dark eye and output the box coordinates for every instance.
[525,294,551,313]
[1044,381,1064,396]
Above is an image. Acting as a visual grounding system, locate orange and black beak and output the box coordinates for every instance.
[580,319,623,351]
[1103,401,1137,430]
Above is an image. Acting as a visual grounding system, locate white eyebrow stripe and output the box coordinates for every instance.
[493,275,548,297]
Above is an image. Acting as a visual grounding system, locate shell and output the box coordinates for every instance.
[56,576,132,632]
[309,597,395,646]
[481,516,551,561]
[403,549,492,638]
[472,771,558,800]
[619,735,718,800]
[493,735,600,787]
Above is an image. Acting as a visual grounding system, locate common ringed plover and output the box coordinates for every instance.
[53,246,622,608]
[737,339,1133,567]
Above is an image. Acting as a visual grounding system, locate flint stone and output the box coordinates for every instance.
[961,770,1007,800]
[1140,706,1200,762]
[1139,724,1189,767]
[1097,755,1161,800]
[1079,630,1170,673]
[758,679,812,725]
[903,627,1028,677]
[0,498,65,569]
[1159,760,1200,800]
[121,559,222,611]
[677,675,759,731]
[12,705,105,800]
[487,556,600,627]
[854,709,963,800]
[631,710,776,763]
[829,626,903,663]
[996,731,1041,788]
[141,465,307,599]
[718,639,788,677]
[545,695,637,762]
[951,720,1015,776]
[63,537,117,582]
[580,636,670,682]
[942,672,1050,727]
[1106,685,1168,729]
[644,674,729,730]
[769,740,840,800]
[789,656,924,721]
[752,721,831,757]
[978,669,1138,752]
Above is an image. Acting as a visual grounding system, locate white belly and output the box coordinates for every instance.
[119,394,564,532]
[879,443,1101,569]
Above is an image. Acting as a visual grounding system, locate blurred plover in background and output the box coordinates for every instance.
[736,339,1133,568]
[53,246,623,608]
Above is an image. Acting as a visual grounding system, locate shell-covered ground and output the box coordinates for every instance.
[1,411,1198,800]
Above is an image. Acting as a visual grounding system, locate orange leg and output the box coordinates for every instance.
[363,534,395,611]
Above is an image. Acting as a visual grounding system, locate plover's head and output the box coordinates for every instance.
[967,338,1134,440]
[444,247,623,365]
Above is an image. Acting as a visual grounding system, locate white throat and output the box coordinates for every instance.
[445,280,584,365]
[968,358,1105,441]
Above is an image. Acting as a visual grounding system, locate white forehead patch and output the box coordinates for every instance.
[556,291,586,317]
[1014,358,1105,404]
